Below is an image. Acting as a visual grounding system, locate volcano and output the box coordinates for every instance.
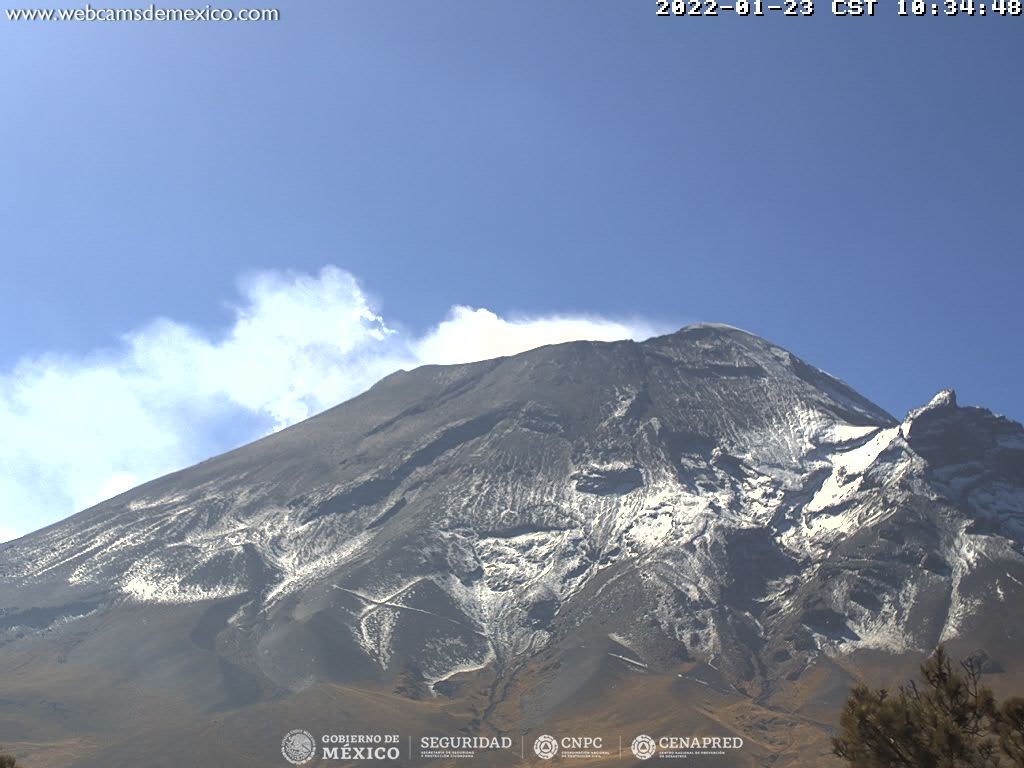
[2,324,1023,767]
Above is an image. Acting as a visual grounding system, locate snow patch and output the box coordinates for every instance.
[806,427,900,514]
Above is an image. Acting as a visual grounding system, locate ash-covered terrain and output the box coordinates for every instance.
[2,324,1022,767]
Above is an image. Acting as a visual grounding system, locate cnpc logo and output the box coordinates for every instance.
[533,735,559,760]
[533,734,605,759]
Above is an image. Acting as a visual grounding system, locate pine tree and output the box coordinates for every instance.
[833,646,1024,767]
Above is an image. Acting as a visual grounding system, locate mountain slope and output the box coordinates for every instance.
[1,324,1022,767]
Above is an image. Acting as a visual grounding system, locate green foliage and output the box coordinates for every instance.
[833,646,1024,767]
[997,698,1024,765]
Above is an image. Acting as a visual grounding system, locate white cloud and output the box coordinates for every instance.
[0,266,666,540]
[411,306,661,366]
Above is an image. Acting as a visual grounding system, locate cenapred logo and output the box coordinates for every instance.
[631,733,744,760]
[533,734,559,760]
[281,729,317,765]
[631,734,657,760]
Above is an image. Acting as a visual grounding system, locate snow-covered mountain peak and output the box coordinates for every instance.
[1,328,1021,712]
[902,387,958,431]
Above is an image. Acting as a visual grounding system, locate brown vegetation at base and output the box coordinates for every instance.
[834,646,1024,767]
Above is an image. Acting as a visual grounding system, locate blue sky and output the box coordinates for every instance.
[1,2,1022,538]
